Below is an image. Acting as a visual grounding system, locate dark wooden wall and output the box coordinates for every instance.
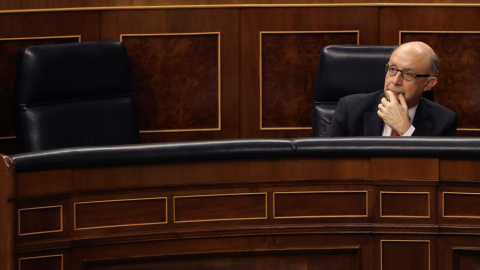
[1,3,480,154]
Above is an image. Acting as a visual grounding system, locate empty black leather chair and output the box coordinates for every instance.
[14,41,139,152]
[312,45,434,137]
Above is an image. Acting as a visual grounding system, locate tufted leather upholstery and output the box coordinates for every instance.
[312,45,434,137]
[14,41,139,152]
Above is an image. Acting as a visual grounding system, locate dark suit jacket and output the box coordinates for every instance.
[324,90,458,136]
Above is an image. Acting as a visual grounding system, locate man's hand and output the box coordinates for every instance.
[377,90,411,135]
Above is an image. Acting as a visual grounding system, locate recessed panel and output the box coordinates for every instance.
[75,197,167,230]
[18,205,63,236]
[443,192,480,218]
[381,240,430,270]
[174,193,267,223]
[121,33,220,133]
[274,191,368,218]
[86,247,360,270]
[380,192,430,218]
[260,31,358,130]
[19,254,63,270]
[401,31,480,131]
[454,248,480,270]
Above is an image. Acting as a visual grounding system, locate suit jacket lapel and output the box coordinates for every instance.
[412,99,433,136]
[364,92,384,136]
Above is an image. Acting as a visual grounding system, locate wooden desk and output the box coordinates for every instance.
[2,138,480,270]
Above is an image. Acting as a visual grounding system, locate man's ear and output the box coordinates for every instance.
[424,77,437,91]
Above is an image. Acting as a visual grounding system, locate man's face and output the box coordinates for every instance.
[384,45,436,108]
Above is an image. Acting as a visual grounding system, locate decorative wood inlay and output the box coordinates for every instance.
[174,193,267,223]
[74,197,167,230]
[274,191,368,218]
[381,240,430,270]
[259,31,359,130]
[401,31,480,131]
[18,205,63,236]
[380,192,430,218]
[121,33,221,133]
[443,192,480,218]
[19,254,63,270]
[0,36,81,140]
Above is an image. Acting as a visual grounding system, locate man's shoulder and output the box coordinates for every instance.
[419,97,457,117]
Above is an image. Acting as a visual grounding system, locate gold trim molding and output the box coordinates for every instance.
[380,240,431,270]
[380,191,430,218]
[273,190,368,218]
[18,205,63,236]
[443,191,480,218]
[3,3,480,14]
[19,254,63,270]
[74,197,168,230]
[0,35,81,42]
[173,192,268,223]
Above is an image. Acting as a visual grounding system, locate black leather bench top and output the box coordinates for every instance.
[10,138,480,172]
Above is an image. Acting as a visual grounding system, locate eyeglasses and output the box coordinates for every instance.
[385,64,431,82]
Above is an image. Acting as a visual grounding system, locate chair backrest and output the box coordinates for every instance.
[14,41,139,152]
[312,45,396,137]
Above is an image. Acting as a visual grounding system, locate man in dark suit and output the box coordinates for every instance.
[325,41,457,137]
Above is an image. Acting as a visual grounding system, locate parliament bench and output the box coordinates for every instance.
[2,138,480,270]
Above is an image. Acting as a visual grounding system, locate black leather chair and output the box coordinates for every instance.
[312,45,434,137]
[14,41,139,152]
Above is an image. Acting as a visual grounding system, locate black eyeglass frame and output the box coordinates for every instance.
[384,63,431,81]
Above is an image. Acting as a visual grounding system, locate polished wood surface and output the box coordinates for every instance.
[2,154,480,270]
[1,0,480,11]
[1,5,480,154]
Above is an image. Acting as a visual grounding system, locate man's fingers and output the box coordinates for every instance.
[398,93,408,108]
[385,90,398,103]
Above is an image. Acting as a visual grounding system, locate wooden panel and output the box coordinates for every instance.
[274,191,368,218]
[380,240,430,270]
[2,1,480,11]
[401,32,480,132]
[9,154,480,269]
[453,248,480,270]
[260,31,358,130]
[443,192,480,218]
[86,247,360,270]
[380,192,430,218]
[101,9,239,143]
[74,197,167,230]
[122,33,220,132]
[69,158,370,192]
[371,158,438,180]
[380,7,480,136]
[19,254,63,270]
[174,193,267,223]
[0,155,15,270]
[440,159,480,181]
[18,205,63,236]
[241,7,379,138]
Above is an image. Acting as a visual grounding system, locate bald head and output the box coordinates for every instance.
[393,41,439,76]
[384,41,439,108]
